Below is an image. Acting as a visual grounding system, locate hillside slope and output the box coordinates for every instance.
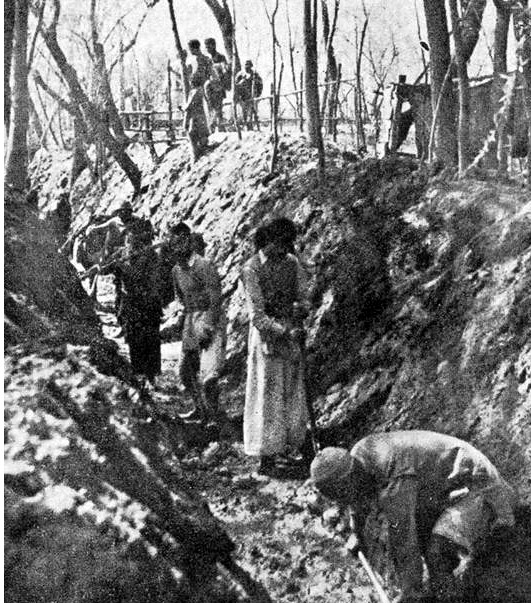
[7,133,530,601]
[32,133,530,498]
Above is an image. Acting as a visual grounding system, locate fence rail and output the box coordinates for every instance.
[119,75,368,144]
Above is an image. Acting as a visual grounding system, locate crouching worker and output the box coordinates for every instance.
[310,430,517,603]
[170,222,226,424]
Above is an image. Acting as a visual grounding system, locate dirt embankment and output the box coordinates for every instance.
[5,134,531,602]
[33,133,531,497]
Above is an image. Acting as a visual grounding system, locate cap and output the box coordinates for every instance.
[310,447,353,487]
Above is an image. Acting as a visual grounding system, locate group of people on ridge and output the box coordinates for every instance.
[75,205,520,603]
[182,37,263,161]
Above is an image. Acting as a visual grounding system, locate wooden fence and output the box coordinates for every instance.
[118,76,367,145]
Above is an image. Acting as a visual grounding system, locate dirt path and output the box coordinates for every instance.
[92,275,379,602]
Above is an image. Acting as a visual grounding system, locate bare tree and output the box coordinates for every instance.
[365,38,399,154]
[320,0,340,134]
[285,0,302,126]
[514,0,531,186]
[354,11,369,150]
[37,0,142,193]
[304,0,325,178]
[423,0,455,165]
[5,0,29,192]
[231,0,242,140]
[4,0,16,132]
[263,0,283,173]
[493,0,512,73]
[167,0,190,100]
[449,0,471,174]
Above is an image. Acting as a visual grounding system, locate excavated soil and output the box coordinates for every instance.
[5,132,531,601]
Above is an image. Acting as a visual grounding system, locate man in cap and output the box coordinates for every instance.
[310,431,517,603]
[183,39,212,161]
[170,222,226,423]
[235,60,263,129]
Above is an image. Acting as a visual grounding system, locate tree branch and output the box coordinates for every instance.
[28,0,47,71]
[108,10,148,74]
[33,70,76,114]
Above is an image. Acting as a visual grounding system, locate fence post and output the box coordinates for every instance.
[269,83,274,127]
[333,63,342,142]
[167,60,174,141]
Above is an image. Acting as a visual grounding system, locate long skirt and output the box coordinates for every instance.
[243,325,308,457]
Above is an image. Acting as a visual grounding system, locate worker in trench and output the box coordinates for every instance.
[101,219,162,385]
[310,430,517,603]
[240,218,310,475]
[169,222,226,424]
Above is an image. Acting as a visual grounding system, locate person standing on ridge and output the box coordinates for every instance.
[204,38,231,131]
[183,39,212,161]
[235,60,263,130]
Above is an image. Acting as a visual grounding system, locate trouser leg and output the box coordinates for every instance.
[381,478,425,600]
[203,378,219,412]
[180,349,211,420]
[426,535,469,602]
[180,349,200,391]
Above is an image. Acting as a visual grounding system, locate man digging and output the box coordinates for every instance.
[310,430,517,603]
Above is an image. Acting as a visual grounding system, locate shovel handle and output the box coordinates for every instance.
[358,551,392,603]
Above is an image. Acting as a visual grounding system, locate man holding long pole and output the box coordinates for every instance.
[310,431,516,602]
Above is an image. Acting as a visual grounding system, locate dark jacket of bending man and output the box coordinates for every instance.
[310,430,516,603]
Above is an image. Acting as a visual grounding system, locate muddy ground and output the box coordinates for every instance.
[94,275,386,603]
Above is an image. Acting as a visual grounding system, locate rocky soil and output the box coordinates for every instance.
[5,132,531,602]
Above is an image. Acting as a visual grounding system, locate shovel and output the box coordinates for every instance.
[357,550,392,603]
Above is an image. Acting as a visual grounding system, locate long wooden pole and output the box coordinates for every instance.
[231,0,242,139]
[167,59,174,140]
[358,551,392,603]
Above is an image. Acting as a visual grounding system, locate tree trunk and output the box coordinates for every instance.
[40,6,142,194]
[29,94,45,150]
[4,0,16,132]
[514,0,531,188]
[460,0,487,62]
[449,0,471,174]
[489,0,512,170]
[304,0,325,177]
[71,117,89,186]
[5,0,29,192]
[320,0,339,133]
[167,0,190,100]
[203,0,240,72]
[90,0,127,144]
[493,0,511,73]
[423,0,456,165]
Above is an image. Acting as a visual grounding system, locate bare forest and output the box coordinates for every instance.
[4,1,531,602]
